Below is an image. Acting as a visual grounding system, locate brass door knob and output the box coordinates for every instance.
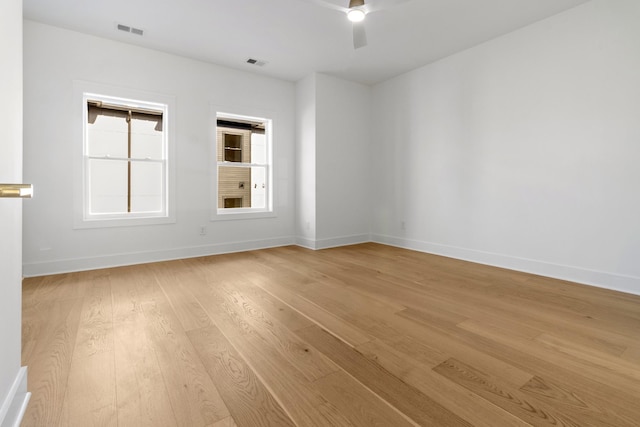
[0,184,33,198]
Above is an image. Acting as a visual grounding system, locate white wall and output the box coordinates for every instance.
[295,74,317,246]
[295,73,371,249]
[315,74,371,247]
[23,21,296,276]
[371,0,640,295]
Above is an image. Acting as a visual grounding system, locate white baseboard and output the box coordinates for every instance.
[23,237,296,277]
[372,234,640,297]
[0,367,30,427]
[22,232,640,297]
[295,236,317,250]
[314,234,371,250]
[296,234,370,250]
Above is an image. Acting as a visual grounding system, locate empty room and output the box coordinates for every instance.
[1,0,639,426]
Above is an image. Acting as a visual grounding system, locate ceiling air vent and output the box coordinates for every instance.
[246,58,267,67]
[117,23,144,36]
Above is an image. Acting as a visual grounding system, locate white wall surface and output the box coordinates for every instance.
[295,74,317,246]
[371,0,640,295]
[315,74,371,247]
[295,73,372,249]
[23,21,296,276]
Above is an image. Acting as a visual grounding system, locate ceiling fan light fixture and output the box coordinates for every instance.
[347,8,366,22]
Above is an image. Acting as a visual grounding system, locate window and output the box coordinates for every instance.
[215,112,272,218]
[77,87,174,227]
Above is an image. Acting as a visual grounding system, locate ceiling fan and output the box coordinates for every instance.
[304,0,411,49]
[347,0,368,49]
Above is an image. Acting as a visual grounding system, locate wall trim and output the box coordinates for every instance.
[295,236,317,250]
[23,237,296,277]
[371,233,640,297]
[295,234,370,250]
[0,367,30,427]
[314,234,371,250]
[22,231,640,297]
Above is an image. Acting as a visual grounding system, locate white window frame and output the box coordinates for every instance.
[73,81,176,229]
[212,110,275,220]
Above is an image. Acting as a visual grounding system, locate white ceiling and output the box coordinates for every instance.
[23,0,589,85]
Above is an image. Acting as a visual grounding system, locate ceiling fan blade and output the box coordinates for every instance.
[353,21,367,49]
[365,0,413,14]
[302,0,347,13]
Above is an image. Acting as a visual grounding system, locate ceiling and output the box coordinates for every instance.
[23,0,589,85]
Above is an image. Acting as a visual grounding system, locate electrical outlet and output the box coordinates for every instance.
[199,225,207,236]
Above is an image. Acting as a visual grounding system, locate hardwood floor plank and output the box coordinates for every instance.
[21,297,84,427]
[520,376,639,427]
[226,278,314,331]
[396,306,469,330]
[314,371,416,427]
[56,273,117,426]
[23,273,86,303]
[436,312,640,423]
[269,248,408,313]
[621,344,640,363]
[185,280,343,426]
[479,283,640,340]
[464,282,637,351]
[541,328,629,357]
[225,333,345,426]
[113,314,178,427]
[434,357,605,427]
[249,275,373,346]
[22,276,44,308]
[187,325,296,427]
[110,264,166,322]
[58,351,117,427]
[72,272,114,359]
[346,310,535,389]
[490,277,640,326]
[356,338,531,427]
[212,417,238,427]
[302,278,404,317]
[458,316,640,398]
[153,260,214,332]
[534,333,640,382]
[211,281,339,382]
[141,300,231,426]
[296,324,473,426]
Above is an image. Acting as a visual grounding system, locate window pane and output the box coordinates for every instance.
[250,165,267,209]
[250,132,267,164]
[131,161,163,212]
[218,165,251,208]
[218,131,248,163]
[216,113,270,214]
[88,159,127,214]
[87,109,128,157]
[131,113,163,159]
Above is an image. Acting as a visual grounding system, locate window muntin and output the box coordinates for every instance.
[215,113,272,216]
[84,94,168,220]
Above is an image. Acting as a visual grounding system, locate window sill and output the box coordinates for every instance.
[211,209,276,221]
[73,214,175,229]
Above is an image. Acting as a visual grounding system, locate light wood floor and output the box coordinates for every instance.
[21,243,640,426]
